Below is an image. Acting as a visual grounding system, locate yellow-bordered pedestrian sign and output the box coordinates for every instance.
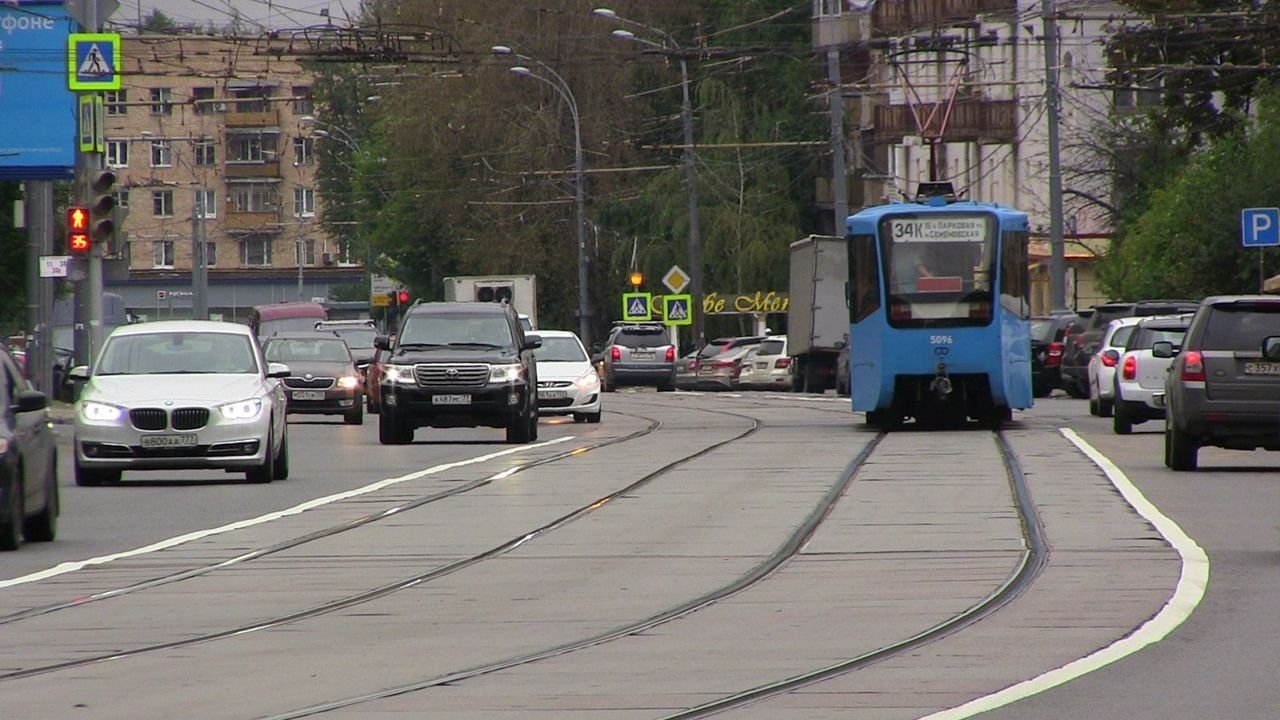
[663,294,692,326]
[68,33,121,91]
[622,292,651,321]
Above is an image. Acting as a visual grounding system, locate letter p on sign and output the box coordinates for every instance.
[1242,208,1280,247]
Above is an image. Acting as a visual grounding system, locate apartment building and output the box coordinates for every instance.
[102,35,362,321]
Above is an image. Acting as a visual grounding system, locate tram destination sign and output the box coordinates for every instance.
[888,216,989,243]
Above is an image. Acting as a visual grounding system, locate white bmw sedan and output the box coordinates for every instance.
[532,330,601,423]
[71,321,291,485]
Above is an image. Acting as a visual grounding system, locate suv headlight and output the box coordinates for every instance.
[384,364,416,384]
[219,397,263,421]
[489,363,525,383]
[81,400,125,424]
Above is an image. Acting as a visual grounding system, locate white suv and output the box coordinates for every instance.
[1111,314,1193,434]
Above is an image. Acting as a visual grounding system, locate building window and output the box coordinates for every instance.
[338,239,356,265]
[200,241,217,267]
[150,87,172,115]
[293,187,316,217]
[106,140,129,168]
[196,189,217,219]
[191,87,218,115]
[227,133,275,163]
[293,136,314,166]
[152,190,174,217]
[153,240,175,268]
[814,0,842,17]
[229,184,278,213]
[104,90,127,116]
[240,236,273,266]
[194,138,216,166]
[150,140,173,167]
[112,190,130,209]
[295,238,316,265]
[292,86,313,115]
[231,86,272,113]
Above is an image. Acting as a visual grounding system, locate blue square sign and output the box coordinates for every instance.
[1242,208,1280,248]
[68,33,121,91]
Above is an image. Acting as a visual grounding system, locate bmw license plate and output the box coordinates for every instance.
[432,394,471,405]
[1244,362,1280,375]
[538,390,569,400]
[292,391,325,401]
[140,434,197,449]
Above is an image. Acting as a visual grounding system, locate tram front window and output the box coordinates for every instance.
[881,213,996,327]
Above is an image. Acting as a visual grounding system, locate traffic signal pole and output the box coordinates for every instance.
[73,0,106,367]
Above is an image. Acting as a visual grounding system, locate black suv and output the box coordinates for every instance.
[1059,300,1198,399]
[374,302,541,445]
[1162,296,1280,470]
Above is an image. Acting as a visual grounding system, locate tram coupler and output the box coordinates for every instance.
[929,363,953,400]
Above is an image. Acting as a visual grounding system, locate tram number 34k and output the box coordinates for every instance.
[929,335,954,345]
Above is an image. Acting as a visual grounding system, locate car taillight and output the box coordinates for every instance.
[1122,354,1137,380]
[775,357,791,369]
[610,346,621,361]
[1046,341,1063,367]
[711,359,735,368]
[1100,349,1119,367]
[1181,350,1205,381]
[665,347,675,362]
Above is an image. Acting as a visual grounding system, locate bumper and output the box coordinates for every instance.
[536,385,601,415]
[74,415,273,471]
[381,381,530,428]
[283,387,361,415]
[737,370,791,389]
[609,363,675,386]
[1116,382,1165,417]
[696,369,738,389]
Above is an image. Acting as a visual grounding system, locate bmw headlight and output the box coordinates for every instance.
[337,375,359,389]
[489,363,524,383]
[219,397,263,422]
[384,364,416,384]
[81,400,124,424]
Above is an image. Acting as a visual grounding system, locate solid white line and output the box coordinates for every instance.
[0,436,574,590]
[918,428,1209,719]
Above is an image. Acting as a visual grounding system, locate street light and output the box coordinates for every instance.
[299,116,370,299]
[594,7,705,345]
[492,45,592,347]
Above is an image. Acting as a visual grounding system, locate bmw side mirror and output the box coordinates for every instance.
[522,333,542,351]
[14,389,48,413]
[374,335,391,351]
[1151,341,1175,359]
[1264,336,1280,360]
[68,365,90,381]
[266,362,291,379]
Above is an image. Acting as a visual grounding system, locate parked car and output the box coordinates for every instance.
[1087,316,1144,417]
[314,319,378,374]
[70,320,291,485]
[600,323,676,392]
[1060,300,1197,399]
[532,330,601,423]
[696,338,763,390]
[1163,296,1280,470]
[1111,314,1193,434]
[0,345,58,550]
[674,348,702,390]
[263,332,364,425]
[1030,314,1076,398]
[738,336,792,391]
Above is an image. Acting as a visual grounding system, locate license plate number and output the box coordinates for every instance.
[632,352,654,360]
[292,391,325,400]
[140,434,197,449]
[432,394,471,405]
[756,362,768,369]
[538,390,568,400]
[1244,362,1280,375]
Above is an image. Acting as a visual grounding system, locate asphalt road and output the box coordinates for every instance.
[0,391,1275,719]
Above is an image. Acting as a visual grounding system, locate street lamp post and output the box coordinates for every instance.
[492,46,592,348]
[594,8,704,346]
[300,116,371,300]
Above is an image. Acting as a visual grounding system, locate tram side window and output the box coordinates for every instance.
[1000,230,1030,318]
[849,233,880,323]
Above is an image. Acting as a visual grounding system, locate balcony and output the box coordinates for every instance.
[872,0,1017,36]
[872,98,1018,145]
[225,162,281,179]
[224,108,279,127]
[224,210,282,233]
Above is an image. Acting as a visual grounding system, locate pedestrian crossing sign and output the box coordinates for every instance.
[663,294,692,326]
[622,292,652,322]
[68,34,121,91]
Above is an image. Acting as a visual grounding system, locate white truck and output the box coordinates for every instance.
[443,275,538,329]
[787,235,848,393]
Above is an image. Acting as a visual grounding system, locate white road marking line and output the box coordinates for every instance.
[0,437,574,590]
[918,428,1208,719]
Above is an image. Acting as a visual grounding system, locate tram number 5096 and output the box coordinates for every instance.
[929,335,954,345]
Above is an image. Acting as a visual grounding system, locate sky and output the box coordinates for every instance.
[109,0,363,32]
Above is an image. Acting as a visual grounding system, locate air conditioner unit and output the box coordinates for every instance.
[322,252,334,265]
[475,283,515,304]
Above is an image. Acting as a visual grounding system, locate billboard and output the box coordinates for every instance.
[0,2,76,180]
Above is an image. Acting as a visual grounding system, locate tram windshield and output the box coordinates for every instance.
[880,213,997,327]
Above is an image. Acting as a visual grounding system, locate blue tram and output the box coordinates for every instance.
[847,186,1031,428]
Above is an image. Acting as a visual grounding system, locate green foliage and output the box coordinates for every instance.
[140,9,180,34]
[0,183,28,335]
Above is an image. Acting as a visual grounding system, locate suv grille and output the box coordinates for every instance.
[415,364,489,388]
[129,408,167,431]
[284,377,335,389]
[171,407,210,431]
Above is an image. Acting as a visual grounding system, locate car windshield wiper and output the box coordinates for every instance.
[445,342,506,349]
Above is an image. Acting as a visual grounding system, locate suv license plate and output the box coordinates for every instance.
[141,434,197,449]
[292,391,325,401]
[432,394,471,405]
[1244,362,1280,375]
[538,390,569,400]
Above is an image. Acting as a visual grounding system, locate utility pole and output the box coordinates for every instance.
[73,0,107,366]
[828,49,848,235]
[192,190,208,319]
[678,57,704,346]
[24,182,55,395]
[1043,0,1068,311]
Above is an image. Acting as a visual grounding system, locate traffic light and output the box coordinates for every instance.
[629,271,644,288]
[67,206,91,255]
[88,170,117,243]
[397,290,410,306]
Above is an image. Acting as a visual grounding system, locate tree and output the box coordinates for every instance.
[140,9,180,34]
[0,183,28,335]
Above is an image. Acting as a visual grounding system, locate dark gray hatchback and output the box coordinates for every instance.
[1162,296,1280,470]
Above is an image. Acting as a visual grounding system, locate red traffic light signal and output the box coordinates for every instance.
[68,231,91,255]
[67,206,89,232]
[397,290,410,305]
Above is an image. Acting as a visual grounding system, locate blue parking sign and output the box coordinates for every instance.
[1241,208,1280,247]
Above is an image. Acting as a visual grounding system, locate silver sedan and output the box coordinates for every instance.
[70,321,291,485]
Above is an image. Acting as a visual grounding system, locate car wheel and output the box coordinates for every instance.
[1099,398,1113,418]
[573,413,586,423]
[23,466,58,543]
[245,430,275,484]
[73,457,120,487]
[1088,393,1099,416]
[344,402,364,426]
[1166,419,1199,471]
[586,410,601,424]
[604,373,616,393]
[378,412,411,445]
[506,413,532,444]
[1064,378,1088,399]
[1113,406,1133,435]
[271,431,290,480]
[0,476,23,551]
[1033,381,1051,399]
[528,410,539,442]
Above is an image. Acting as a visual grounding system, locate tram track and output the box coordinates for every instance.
[0,403,765,682]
